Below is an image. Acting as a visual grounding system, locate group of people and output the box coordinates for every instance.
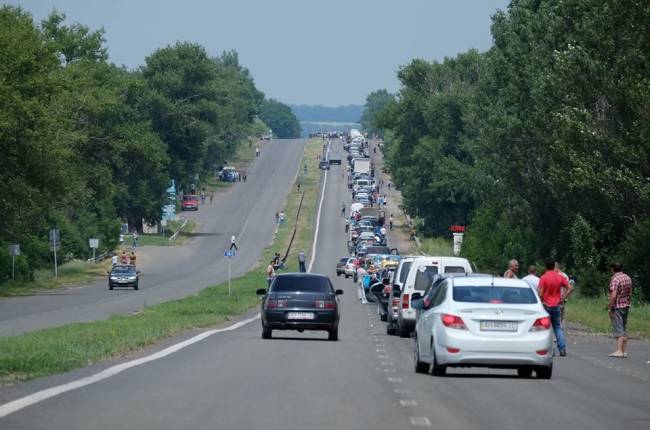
[504,258,634,358]
[112,249,136,267]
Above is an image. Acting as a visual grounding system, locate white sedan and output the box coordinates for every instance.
[413,276,553,378]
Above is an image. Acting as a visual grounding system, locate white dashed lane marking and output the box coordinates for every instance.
[400,400,418,407]
[410,417,431,427]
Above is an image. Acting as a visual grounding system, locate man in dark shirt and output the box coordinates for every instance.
[538,259,573,356]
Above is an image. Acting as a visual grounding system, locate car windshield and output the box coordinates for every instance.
[414,266,439,290]
[444,266,466,273]
[182,195,197,201]
[112,266,135,274]
[271,276,332,293]
[453,285,538,304]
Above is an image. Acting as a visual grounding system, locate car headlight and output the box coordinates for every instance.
[128,276,137,281]
[110,276,118,281]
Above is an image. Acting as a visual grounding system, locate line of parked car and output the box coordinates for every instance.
[337,137,556,379]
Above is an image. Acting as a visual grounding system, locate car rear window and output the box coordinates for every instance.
[453,286,538,304]
[339,258,348,263]
[271,276,332,293]
[444,266,466,273]
[112,266,134,273]
[414,266,439,291]
[398,262,412,284]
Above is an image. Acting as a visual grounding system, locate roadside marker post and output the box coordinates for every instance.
[8,244,20,280]
[49,229,60,278]
[224,250,236,295]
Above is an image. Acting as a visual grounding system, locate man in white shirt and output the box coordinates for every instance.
[230,235,238,251]
[522,265,540,293]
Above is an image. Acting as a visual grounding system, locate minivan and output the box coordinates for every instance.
[396,256,473,337]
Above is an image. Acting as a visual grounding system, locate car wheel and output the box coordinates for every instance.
[262,326,272,339]
[387,323,397,336]
[414,339,429,374]
[430,347,446,377]
[336,271,341,277]
[328,326,338,341]
[535,364,553,379]
[398,318,410,338]
[517,366,533,378]
[380,313,387,322]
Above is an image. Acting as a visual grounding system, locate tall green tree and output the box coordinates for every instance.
[360,89,394,135]
[259,99,301,139]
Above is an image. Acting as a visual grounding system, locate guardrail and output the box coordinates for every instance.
[168,217,189,243]
[87,250,111,263]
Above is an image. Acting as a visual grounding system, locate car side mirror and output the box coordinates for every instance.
[335,289,344,295]
[411,297,424,310]
[256,288,267,295]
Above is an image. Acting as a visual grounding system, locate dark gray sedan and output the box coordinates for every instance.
[257,273,343,340]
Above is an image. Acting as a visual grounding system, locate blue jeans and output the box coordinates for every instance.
[545,305,566,352]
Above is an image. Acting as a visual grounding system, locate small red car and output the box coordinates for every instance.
[181,194,199,211]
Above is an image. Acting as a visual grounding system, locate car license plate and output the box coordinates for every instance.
[287,312,315,320]
[480,320,517,331]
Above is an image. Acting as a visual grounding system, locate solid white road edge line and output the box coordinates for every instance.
[307,140,330,272]
[0,313,261,419]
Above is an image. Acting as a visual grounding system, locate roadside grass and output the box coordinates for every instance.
[418,237,453,256]
[0,138,322,384]
[566,295,650,338]
[122,219,195,247]
[0,260,111,298]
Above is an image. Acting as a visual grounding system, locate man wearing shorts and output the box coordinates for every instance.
[608,262,633,358]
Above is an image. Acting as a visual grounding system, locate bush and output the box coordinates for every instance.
[617,219,650,301]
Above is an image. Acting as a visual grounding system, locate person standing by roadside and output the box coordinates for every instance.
[132,231,138,249]
[111,253,118,267]
[608,262,633,358]
[522,265,540,293]
[266,260,276,287]
[538,259,573,356]
[503,259,519,278]
[230,235,238,251]
[356,265,368,304]
[298,250,306,273]
[389,214,394,231]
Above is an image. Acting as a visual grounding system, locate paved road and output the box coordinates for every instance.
[0,138,307,337]
[1,139,649,429]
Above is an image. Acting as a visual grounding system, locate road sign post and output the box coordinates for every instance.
[89,238,99,263]
[49,229,60,278]
[9,244,20,280]
[224,250,236,296]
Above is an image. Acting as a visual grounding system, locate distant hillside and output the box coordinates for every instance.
[290,104,364,123]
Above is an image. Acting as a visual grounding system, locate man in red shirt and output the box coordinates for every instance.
[538,259,573,356]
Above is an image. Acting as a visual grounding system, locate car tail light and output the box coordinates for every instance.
[536,349,549,356]
[315,300,336,309]
[441,314,466,330]
[402,294,410,309]
[392,297,400,307]
[266,299,287,309]
[530,317,551,331]
[446,347,461,353]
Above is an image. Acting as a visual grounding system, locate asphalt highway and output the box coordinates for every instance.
[1,139,648,429]
[0,138,307,337]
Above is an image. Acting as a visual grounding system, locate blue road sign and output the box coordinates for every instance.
[224,250,236,257]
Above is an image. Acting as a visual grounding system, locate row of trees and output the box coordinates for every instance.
[373,0,649,298]
[0,6,299,282]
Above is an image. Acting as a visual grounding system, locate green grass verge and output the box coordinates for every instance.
[566,295,650,337]
[123,219,196,247]
[418,237,453,256]
[0,138,323,385]
[0,259,111,298]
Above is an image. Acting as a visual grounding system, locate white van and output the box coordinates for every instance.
[397,256,473,337]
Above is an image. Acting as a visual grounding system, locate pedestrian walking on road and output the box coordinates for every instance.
[111,253,118,267]
[298,250,306,273]
[209,191,214,204]
[132,231,138,249]
[120,250,129,265]
[608,262,633,358]
[357,266,368,304]
[256,147,260,157]
[522,265,540,293]
[538,259,573,356]
[503,259,519,278]
[230,235,238,251]
[129,251,137,267]
[341,202,346,217]
[389,214,394,231]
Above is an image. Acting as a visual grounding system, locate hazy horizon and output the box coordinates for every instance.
[8,0,510,105]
